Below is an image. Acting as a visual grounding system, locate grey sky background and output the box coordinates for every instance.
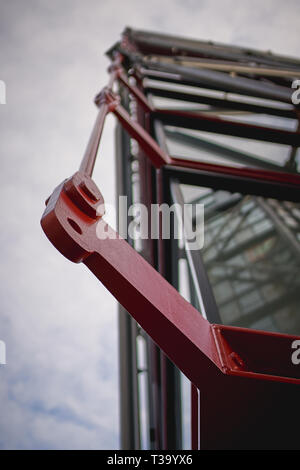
[0,0,299,450]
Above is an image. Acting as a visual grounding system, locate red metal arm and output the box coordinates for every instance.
[40,170,300,386]
[40,171,300,449]
[41,62,300,449]
[42,61,300,388]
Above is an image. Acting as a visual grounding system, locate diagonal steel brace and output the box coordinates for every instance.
[41,171,300,390]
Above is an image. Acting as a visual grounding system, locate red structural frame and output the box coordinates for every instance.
[41,53,300,449]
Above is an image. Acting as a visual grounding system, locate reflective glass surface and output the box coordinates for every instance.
[181,184,300,335]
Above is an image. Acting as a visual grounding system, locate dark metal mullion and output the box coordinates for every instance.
[163,173,184,449]
[123,28,300,69]
[140,61,294,104]
[169,179,221,324]
[134,89,162,450]
[152,117,183,450]
[115,86,141,450]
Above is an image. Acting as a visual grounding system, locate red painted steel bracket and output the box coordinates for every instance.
[41,171,300,389]
[41,59,300,448]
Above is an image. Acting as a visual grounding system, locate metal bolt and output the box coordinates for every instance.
[79,180,100,202]
[229,352,246,370]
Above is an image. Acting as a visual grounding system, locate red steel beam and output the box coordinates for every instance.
[41,171,221,387]
[42,62,300,449]
[40,171,300,389]
[112,103,172,167]
[171,157,300,185]
[117,68,154,113]
[40,171,300,449]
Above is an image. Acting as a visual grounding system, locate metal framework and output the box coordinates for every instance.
[41,28,300,450]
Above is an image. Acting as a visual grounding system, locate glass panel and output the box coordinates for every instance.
[165,126,299,172]
[146,79,295,111]
[180,184,300,335]
[152,94,297,131]
[220,112,297,131]
[151,95,213,112]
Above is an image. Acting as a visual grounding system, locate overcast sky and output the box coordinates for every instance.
[0,0,299,450]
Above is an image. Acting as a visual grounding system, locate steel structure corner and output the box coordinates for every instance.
[41,31,300,449]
